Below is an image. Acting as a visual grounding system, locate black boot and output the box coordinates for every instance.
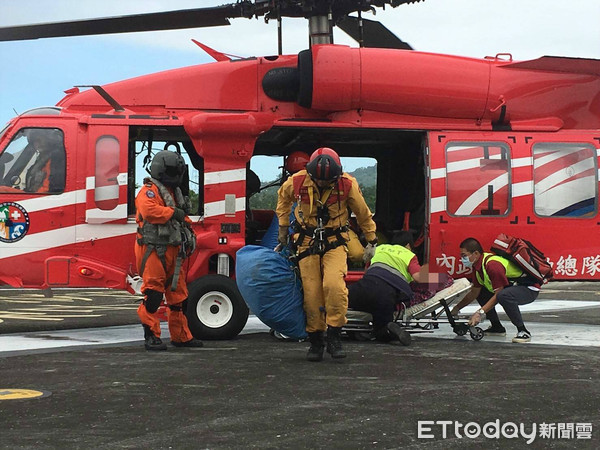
[326,326,346,359]
[387,322,412,346]
[306,331,325,362]
[143,325,167,351]
[171,338,204,348]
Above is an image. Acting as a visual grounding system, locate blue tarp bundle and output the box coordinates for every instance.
[259,213,279,249]
[235,245,307,339]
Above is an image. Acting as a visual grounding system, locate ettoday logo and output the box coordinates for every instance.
[418,420,593,444]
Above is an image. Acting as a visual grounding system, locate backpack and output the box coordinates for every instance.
[490,233,553,284]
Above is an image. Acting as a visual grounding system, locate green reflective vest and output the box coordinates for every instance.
[476,253,523,292]
[370,244,416,282]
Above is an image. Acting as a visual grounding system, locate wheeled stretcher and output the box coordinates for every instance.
[344,277,485,341]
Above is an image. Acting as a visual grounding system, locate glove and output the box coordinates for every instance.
[362,242,377,263]
[468,311,484,326]
[278,225,289,246]
[172,207,186,222]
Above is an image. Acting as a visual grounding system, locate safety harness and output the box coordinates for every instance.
[137,178,196,291]
[290,174,350,262]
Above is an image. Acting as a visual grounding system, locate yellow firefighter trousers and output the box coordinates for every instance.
[298,245,348,332]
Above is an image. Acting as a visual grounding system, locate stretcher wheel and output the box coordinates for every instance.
[453,323,468,336]
[470,327,484,341]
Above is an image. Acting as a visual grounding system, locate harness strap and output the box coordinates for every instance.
[291,224,349,262]
[138,244,168,279]
[294,238,347,262]
[170,254,184,291]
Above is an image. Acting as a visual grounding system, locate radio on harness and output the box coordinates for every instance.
[490,234,553,284]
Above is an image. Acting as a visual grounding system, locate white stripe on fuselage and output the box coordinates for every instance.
[0,223,137,259]
[204,196,246,218]
[205,168,246,185]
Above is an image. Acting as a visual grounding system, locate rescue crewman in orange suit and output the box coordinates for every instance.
[135,150,203,351]
[276,147,377,361]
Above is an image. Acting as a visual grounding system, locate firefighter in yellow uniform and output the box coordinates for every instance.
[276,148,377,361]
[135,150,203,351]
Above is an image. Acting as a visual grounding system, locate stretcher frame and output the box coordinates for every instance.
[344,277,485,341]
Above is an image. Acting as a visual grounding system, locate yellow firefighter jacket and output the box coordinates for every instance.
[276,170,376,245]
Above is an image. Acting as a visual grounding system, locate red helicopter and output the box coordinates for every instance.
[1,0,599,339]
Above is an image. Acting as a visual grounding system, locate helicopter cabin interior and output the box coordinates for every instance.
[125,125,428,270]
[249,127,428,266]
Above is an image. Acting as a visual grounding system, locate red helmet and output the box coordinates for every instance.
[306,147,342,181]
[285,151,310,174]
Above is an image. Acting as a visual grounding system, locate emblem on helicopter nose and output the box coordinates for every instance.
[0,202,30,243]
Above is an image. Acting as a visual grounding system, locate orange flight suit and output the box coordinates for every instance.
[135,181,193,343]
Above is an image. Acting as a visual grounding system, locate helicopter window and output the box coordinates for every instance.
[533,143,597,218]
[0,128,66,195]
[21,107,62,116]
[95,136,120,211]
[445,142,510,217]
[129,126,203,216]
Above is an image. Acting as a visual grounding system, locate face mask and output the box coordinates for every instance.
[461,256,472,268]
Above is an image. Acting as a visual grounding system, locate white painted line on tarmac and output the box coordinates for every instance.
[412,299,600,347]
[0,300,599,354]
[416,321,600,347]
[461,299,600,314]
[0,317,270,354]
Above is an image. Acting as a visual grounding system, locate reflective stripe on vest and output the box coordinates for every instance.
[476,253,523,292]
[370,244,415,282]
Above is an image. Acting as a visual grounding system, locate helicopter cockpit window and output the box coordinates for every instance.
[445,142,510,217]
[0,128,66,195]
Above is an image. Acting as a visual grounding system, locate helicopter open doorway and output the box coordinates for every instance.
[248,127,429,267]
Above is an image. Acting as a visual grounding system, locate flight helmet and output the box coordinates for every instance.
[305,147,342,181]
[285,151,310,174]
[151,150,186,187]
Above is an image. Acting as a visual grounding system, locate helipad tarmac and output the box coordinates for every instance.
[1,299,599,355]
[0,289,599,449]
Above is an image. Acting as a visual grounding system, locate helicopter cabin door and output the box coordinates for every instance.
[428,132,516,277]
[428,130,600,280]
[84,125,129,224]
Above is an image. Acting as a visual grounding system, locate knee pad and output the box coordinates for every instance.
[143,289,163,313]
[168,299,189,313]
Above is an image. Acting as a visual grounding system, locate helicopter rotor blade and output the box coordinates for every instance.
[0,5,242,42]
[337,16,413,50]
